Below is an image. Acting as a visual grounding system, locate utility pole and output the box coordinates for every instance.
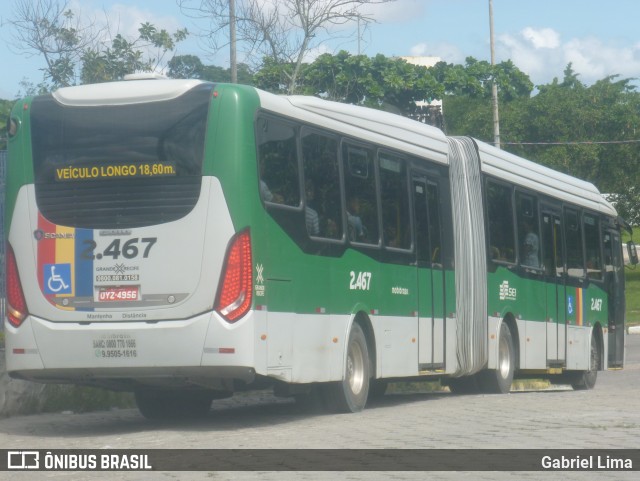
[489,0,500,149]
[230,0,237,83]
[357,16,361,55]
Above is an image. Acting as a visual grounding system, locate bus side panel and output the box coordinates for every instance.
[486,266,548,370]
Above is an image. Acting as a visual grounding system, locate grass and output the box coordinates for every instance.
[386,379,552,393]
[625,268,640,324]
[37,385,135,414]
[623,227,640,325]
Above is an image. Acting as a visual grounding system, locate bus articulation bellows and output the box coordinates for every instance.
[4,79,637,419]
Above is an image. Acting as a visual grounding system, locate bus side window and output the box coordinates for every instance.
[343,143,380,245]
[583,213,602,280]
[564,208,585,278]
[301,131,343,240]
[379,152,410,250]
[486,180,516,263]
[256,116,301,207]
[516,193,541,269]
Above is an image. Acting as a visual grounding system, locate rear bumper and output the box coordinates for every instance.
[5,309,266,389]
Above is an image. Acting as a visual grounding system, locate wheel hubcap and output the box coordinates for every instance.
[498,330,511,379]
[348,341,365,395]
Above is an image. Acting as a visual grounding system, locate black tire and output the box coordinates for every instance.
[135,389,214,420]
[321,322,370,413]
[478,322,515,394]
[570,334,599,390]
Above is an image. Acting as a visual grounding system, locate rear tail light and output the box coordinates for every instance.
[215,229,253,323]
[6,242,28,327]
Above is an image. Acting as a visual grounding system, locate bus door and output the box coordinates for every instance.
[604,229,625,367]
[412,174,446,371]
[541,208,567,366]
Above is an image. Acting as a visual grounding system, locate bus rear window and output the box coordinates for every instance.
[31,83,213,228]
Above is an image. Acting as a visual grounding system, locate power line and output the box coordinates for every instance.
[503,139,640,146]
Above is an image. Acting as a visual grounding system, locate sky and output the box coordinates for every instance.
[0,0,639,99]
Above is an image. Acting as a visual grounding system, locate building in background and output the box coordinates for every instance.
[401,56,444,130]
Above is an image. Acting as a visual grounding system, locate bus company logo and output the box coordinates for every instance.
[499,281,517,301]
[33,230,75,241]
[256,263,264,284]
[96,264,139,273]
[255,263,265,297]
[7,450,40,470]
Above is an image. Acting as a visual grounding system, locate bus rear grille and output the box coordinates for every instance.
[35,177,201,229]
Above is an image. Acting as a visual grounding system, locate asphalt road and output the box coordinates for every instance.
[1,335,639,481]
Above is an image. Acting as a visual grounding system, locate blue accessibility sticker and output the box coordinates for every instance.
[44,263,72,294]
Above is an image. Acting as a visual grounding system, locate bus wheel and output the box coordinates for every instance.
[478,322,515,394]
[322,322,370,413]
[570,334,599,390]
[135,389,214,420]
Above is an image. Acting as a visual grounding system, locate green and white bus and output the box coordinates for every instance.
[4,78,637,418]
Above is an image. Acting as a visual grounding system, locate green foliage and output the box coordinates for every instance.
[256,51,445,115]
[443,63,640,225]
[431,57,533,101]
[627,269,640,323]
[168,55,255,84]
[81,25,189,84]
[516,71,640,223]
[37,9,82,88]
[9,1,188,89]
[624,228,640,323]
[0,100,14,150]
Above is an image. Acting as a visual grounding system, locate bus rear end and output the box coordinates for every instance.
[4,79,262,417]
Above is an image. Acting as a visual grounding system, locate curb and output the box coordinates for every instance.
[629,326,640,335]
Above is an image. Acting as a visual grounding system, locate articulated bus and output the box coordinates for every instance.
[4,79,637,418]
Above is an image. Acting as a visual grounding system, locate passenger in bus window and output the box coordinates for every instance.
[259,156,283,203]
[521,219,540,268]
[347,195,367,242]
[305,180,320,236]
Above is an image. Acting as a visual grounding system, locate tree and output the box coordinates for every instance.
[7,0,188,89]
[168,55,255,84]
[178,0,396,93]
[81,24,188,84]
[430,57,533,101]
[516,70,640,223]
[281,51,443,112]
[0,100,14,150]
[7,0,101,88]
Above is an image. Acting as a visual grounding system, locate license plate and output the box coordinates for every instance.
[97,286,139,302]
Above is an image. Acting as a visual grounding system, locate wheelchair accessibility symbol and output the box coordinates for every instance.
[44,263,72,294]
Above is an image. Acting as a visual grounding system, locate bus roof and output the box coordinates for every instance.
[475,138,617,217]
[257,90,450,166]
[259,89,615,216]
[52,79,207,106]
[47,79,616,217]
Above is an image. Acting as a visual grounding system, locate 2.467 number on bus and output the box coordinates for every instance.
[350,271,372,291]
[81,237,157,261]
